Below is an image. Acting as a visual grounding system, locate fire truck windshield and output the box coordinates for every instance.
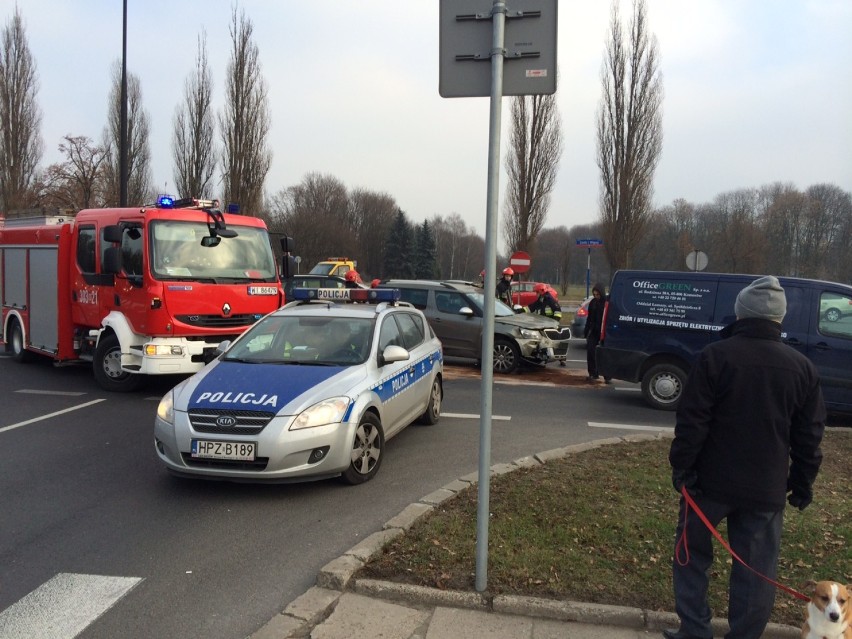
[150,221,277,281]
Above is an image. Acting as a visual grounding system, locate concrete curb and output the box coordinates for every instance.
[252,433,802,639]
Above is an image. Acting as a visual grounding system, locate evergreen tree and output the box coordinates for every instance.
[414,219,438,278]
[383,209,415,279]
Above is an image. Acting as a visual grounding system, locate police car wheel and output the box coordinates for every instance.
[341,412,384,484]
[417,377,442,425]
[641,363,686,411]
[493,337,520,374]
[93,333,145,393]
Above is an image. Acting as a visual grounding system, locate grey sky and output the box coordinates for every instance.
[9,0,852,235]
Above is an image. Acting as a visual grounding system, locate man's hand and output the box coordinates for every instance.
[787,479,813,511]
[671,468,701,497]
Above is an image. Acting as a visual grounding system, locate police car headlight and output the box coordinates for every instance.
[291,397,350,431]
[157,391,175,425]
[519,328,540,339]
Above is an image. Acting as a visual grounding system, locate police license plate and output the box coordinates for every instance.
[191,440,256,461]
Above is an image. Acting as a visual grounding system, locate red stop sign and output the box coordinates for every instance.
[509,251,531,274]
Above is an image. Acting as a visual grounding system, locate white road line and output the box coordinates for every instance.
[443,412,512,421]
[14,389,87,397]
[613,387,642,392]
[0,399,106,435]
[588,421,673,432]
[0,573,142,639]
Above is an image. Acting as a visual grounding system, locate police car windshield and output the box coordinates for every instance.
[150,221,277,281]
[223,314,374,365]
[466,292,516,317]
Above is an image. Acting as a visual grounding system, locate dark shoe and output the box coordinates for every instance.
[662,629,708,639]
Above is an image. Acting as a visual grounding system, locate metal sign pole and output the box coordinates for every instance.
[475,0,506,593]
[586,247,591,298]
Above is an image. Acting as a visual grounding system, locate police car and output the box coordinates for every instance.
[153,287,443,484]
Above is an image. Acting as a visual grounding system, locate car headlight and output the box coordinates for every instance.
[290,397,351,431]
[519,328,540,339]
[157,390,175,425]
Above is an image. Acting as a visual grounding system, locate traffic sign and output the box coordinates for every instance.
[439,0,558,97]
[576,238,603,247]
[509,250,531,273]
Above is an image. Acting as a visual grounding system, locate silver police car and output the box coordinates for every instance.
[154,288,443,484]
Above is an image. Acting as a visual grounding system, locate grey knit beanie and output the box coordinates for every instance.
[734,276,786,323]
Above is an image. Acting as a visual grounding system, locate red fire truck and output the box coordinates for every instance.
[0,197,285,391]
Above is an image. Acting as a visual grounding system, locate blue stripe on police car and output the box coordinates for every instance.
[372,350,441,404]
[188,361,345,412]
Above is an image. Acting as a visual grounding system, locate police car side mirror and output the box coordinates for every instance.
[215,340,231,356]
[458,306,474,317]
[380,344,409,366]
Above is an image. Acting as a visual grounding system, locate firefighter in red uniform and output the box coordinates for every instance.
[523,283,562,320]
[344,270,363,289]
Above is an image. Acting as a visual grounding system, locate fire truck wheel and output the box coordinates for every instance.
[8,318,32,363]
[94,333,144,392]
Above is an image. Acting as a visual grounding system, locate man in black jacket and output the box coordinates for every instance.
[583,283,607,382]
[665,276,826,639]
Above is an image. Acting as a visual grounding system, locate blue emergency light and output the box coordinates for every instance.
[157,195,176,208]
[292,288,401,303]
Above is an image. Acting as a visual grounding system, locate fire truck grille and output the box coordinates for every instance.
[188,408,275,435]
[176,314,259,328]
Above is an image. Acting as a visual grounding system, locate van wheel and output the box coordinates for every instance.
[341,412,384,484]
[7,319,31,363]
[493,337,520,374]
[641,363,686,411]
[93,334,145,392]
[824,308,841,322]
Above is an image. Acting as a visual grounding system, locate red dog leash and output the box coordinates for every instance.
[675,486,810,602]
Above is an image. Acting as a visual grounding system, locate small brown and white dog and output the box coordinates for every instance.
[802,581,852,639]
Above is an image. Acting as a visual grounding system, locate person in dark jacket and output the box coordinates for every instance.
[665,275,826,639]
[583,283,608,382]
[495,267,514,306]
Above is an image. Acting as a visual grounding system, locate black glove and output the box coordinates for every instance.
[787,493,811,511]
[787,479,813,511]
[672,469,701,497]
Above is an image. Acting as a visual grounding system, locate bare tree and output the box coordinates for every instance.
[596,0,663,270]
[172,31,216,200]
[502,94,563,255]
[431,213,485,280]
[267,173,352,271]
[220,7,272,216]
[0,6,42,210]
[349,187,397,278]
[534,226,572,292]
[34,135,107,210]
[102,60,153,205]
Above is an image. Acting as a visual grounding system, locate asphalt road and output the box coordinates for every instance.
[0,345,675,639]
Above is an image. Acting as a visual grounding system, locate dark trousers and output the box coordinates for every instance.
[671,496,784,639]
[586,332,600,377]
